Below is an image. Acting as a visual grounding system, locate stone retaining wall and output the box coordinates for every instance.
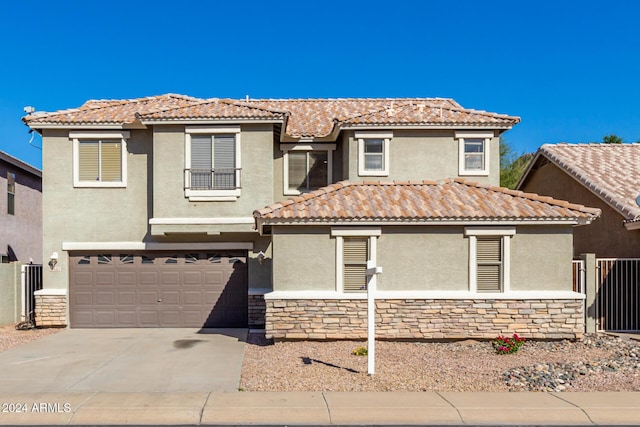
[265,299,584,340]
[35,294,67,327]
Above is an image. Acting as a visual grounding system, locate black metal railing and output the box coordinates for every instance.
[185,168,242,191]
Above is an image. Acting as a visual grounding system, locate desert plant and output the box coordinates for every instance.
[493,334,526,354]
[351,346,368,356]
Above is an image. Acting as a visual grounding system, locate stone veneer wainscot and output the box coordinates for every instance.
[34,290,67,327]
[265,298,584,340]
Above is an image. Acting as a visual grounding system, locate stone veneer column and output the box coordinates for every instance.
[248,293,266,329]
[265,299,585,341]
[34,289,67,327]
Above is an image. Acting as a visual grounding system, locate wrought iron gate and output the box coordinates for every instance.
[21,264,43,324]
[596,258,640,332]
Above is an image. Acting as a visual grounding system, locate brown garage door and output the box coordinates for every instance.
[69,251,248,328]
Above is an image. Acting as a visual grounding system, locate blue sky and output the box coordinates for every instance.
[1,0,639,169]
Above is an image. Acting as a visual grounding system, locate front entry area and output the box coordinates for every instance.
[69,251,248,328]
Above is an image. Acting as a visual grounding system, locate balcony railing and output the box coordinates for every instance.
[184,168,242,191]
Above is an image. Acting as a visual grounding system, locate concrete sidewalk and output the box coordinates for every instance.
[0,391,639,425]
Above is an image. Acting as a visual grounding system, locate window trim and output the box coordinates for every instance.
[281,143,335,196]
[7,171,15,215]
[456,130,493,176]
[71,131,129,188]
[356,131,392,177]
[185,126,241,201]
[465,227,514,293]
[332,227,381,294]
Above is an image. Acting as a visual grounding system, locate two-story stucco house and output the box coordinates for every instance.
[23,95,599,339]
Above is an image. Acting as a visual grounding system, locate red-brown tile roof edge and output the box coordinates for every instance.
[455,178,602,217]
[538,144,637,219]
[253,181,354,218]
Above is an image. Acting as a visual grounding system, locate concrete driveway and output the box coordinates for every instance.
[0,328,247,392]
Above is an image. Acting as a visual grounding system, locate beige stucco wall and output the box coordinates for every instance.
[152,124,274,222]
[344,130,499,185]
[377,226,468,291]
[270,223,573,294]
[41,129,151,290]
[272,226,335,291]
[0,263,21,325]
[510,225,574,291]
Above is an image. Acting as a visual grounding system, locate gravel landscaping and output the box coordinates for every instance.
[240,333,640,392]
[0,324,61,353]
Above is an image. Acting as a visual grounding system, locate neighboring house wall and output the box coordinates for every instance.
[0,157,42,263]
[520,162,640,258]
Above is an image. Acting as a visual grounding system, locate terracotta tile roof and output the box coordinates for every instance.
[22,94,202,126]
[254,179,600,224]
[521,143,640,222]
[23,95,520,138]
[137,99,287,121]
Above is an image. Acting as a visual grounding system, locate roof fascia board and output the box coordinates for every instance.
[259,219,582,226]
[624,221,640,231]
[25,124,126,130]
[0,152,42,177]
[514,150,543,190]
[340,124,515,131]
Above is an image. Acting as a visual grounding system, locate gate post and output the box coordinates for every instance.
[581,253,597,334]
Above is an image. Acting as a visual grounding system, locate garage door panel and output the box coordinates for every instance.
[117,290,136,305]
[139,290,160,304]
[161,271,180,286]
[115,311,136,326]
[95,290,116,305]
[70,251,248,328]
[94,311,116,326]
[138,311,159,326]
[139,271,159,286]
[73,291,94,306]
[183,290,203,305]
[117,272,136,286]
[183,271,203,286]
[74,272,94,286]
[160,291,179,305]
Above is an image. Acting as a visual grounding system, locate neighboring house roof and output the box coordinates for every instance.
[254,179,600,227]
[23,94,520,139]
[0,150,41,178]
[517,143,640,224]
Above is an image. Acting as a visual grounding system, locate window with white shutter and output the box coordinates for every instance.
[476,237,502,292]
[343,238,368,292]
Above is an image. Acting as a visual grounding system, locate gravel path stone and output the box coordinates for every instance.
[240,333,640,392]
[0,324,61,353]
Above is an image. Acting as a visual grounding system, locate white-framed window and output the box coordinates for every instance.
[465,227,515,293]
[356,131,392,176]
[185,126,241,201]
[332,227,381,293]
[456,131,493,176]
[70,131,129,188]
[282,143,335,195]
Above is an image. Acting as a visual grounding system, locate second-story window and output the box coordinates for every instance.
[356,131,392,177]
[282,143,334,195]
[456,131,493,177]
[7,171,15,215]
[70,131,129,188]
[185,126,241,201]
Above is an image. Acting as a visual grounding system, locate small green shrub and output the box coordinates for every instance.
[493,334,526,354]
[351,346,368,356]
